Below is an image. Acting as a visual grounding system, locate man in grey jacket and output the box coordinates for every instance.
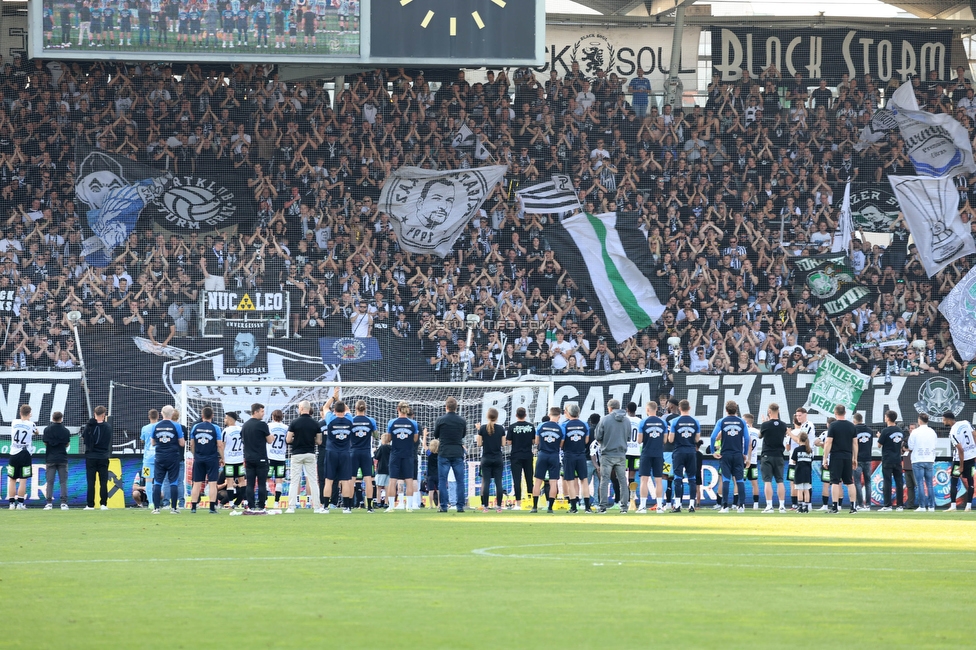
[595,399,630,513]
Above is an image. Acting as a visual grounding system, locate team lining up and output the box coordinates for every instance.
[7,391,973,514]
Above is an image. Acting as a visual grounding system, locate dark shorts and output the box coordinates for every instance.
[671,451,697,481]
[269,460,287,479]
[325,453,350,481]
[829,454,853,485]
[952,458,975,478]
[192,457,220,482]
[639,454,664,478]
[351,449,374,477]
[745,465,759,481]
[178,22,188,34]
[720,454,745,482]
[563,453,588,480]
[626,456,640,471]
[8,449,32,478]
[304,22,314,35]
[534,452,560,480]
[480,458,503,481]
[225,463,244,479]
[760,454,784,482]
[388,453,413,480]
[154,457,181,484]
[91,21,102,33]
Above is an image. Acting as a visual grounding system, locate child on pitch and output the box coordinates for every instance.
[373,433,392,509]
[426,438,439,510]
[791,432,814,513]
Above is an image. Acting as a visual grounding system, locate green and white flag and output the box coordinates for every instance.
[547,212,665,343]
[806,354,870,414]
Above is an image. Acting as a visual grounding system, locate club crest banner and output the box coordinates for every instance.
[939,264,976,362]
[75,147,255,267]
[793,254,873,315]
[379,165,507,258]
[850,183,901,232]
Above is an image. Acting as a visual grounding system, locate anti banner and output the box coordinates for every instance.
[711,27,952,83]
[0,371,87,455]
[806,355,870,415]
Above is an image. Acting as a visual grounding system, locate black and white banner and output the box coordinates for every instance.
[793,253,873,316]
[889,175,976,277]
[850,182,901,232]
[939,265,976,362]
[522,371,666,424]
[674,372,967,431]
[517,175,582,215]
[378,165,507,257]
[0,371,87,438]
[711,27,952,83]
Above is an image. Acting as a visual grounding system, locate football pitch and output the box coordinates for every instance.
[3,509,972,648]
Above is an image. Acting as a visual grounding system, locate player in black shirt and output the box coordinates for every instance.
[759,403,789,512]
[877,410,905,510]
[852,412,875,511]
[240,403,273,513]
[506,407,534,509]
[476,408,507,511]
[823,404,859,514]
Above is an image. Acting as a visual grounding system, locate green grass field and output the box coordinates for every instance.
[2,509,973,648]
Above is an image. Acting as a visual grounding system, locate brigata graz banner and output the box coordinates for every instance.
[711,27,952,83]
[673,372,967,432]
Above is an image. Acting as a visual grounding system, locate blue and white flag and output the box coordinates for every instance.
[319,337,383,365]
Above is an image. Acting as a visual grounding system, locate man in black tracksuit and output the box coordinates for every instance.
[852,413,875,510]
[43,412,72,509]
[241,403,273,511]
[82,406,113,509]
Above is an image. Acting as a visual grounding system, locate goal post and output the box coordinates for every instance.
[176,380,555,508]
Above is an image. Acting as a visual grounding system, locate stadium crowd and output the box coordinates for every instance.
[0,51,973,382]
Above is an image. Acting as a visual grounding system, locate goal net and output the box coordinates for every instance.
[176,380,553,507]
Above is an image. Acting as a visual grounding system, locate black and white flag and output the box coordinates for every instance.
[379,165,507,257]
[939,264,976,362]
[516,175,582,215]
[452,124,475,149]
[889,175,976,277]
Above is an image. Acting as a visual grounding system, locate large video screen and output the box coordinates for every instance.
[30,0,544,66]
[32,0,359,62]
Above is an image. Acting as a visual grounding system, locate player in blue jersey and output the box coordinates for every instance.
[43,4,55,47]
[272,4,285,48]
[235,6,249,46]
[667,399,701,513]
[189,406,223,513]
[387,401,420,511]
[221,2,235,47]
[188,2,202,47]
[637,401,667,513]
[90,4,103,47]
[118,2,133,46]
[351,399,378,512]
[134,408,159,508]
[151,405,186,514]
[101,3,116,46]
[325,401,355,513]
[561,404,591,513]
[710,401,751,513]
[253,2,269,47]
[336,0,348,33]
[532,406,563,513]
[176,4,189,48]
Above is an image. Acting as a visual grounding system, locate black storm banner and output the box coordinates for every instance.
[711,28,953,83]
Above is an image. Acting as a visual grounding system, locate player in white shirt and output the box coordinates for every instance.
[221,411,246,509]
[7,405,37,509]
[790,407,821,510]
[626,401,642,510]
[267,409,289,508]
[744,414,761,509]
[943,412,976,511]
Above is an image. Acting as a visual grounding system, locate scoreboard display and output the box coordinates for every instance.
[30,0,544,67]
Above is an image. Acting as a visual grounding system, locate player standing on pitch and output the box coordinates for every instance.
[267,410,289,509]
[637,401,666,513]
[324,401,355,513]
[532,406,563,514]
[350,400,378,512]
[222,412,246,509]
[151,406,186,515]
[189,406,222,514]
[560,404,590,514]
[667,399,701,513]
[7,405,37,509]
[711,401,750,513]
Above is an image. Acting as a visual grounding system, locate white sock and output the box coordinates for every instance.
[656,498,662,509]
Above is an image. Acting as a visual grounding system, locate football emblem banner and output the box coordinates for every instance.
[379,165,507,257]
[889,175,976,277]
[319,337,383,365]
[806,354,870,415]
[75,147,255,267]
[939,264,976,362]
[794,254,873,316]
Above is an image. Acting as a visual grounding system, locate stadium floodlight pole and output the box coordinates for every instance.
[66,310,94,419]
